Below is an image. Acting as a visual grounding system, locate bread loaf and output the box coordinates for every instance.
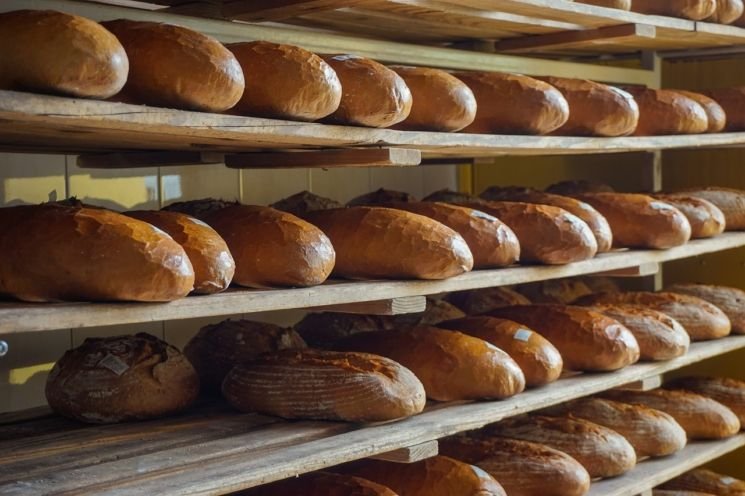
[418,298,466,325]
[515,279,594,304]
[546,180,615,195]
[228,41,341,121]
[455,71,570,135]
[652,194,726,238]
[586,304,690,361]
[272,190,343,217]
[445,287,531,315]
[673,91,727,132]
[244,471,397,496]
[538,77,639,136]
[303,207,473,280]
[542,397,687,457]
[678,187,745,230]
[0,10,128,99]
[574,0,631,9]
[667,283,745,333]
[424,189,479,204]
[631,0,717,20]
[653,491,716,496]
[659,469,745,494]
[0,203,194,302]
[707,0,745,23]
[439,436,591,496]
[222,349,425,421]
[184,319,306,394]
[439,316,564,387]
[46,333,199,423]
[582,275,621,294]
[333,326,525,401]
[480,187,613,253]
[601,389,741,439]
[704,87,745,130]
[203,204,335,288]
[576,291,732,341]
[666,376,745,424]
[574,192,692,249]
[625,87,709,135]
[390,66,477,132]
[343,456,507,496]
[102,20,244,111]
[347,188,417,206]
[293,312,392,347]
[126,210,234,294]
[488,305,640,371]
[322,55,412,127]
[163,198,238,220]
[486,415,637,478]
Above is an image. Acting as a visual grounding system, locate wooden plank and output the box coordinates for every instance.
[225,148,422,169]
[370,440,439,463]
[495,23,656,53]
[77,151,225,169]
[594,262,660,278]
[223,0,378,22]
[314,296,427,315]
[587,434,745,496]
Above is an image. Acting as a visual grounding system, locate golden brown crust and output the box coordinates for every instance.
[576,291,732,341]
[652,194,726,238]
[601,389,741,439]
[626,87,709,135]
[293,312,394,347]
[678,186,745,230]
[515,279,594,304]
[303,207,473,280]
[272,190,344,216]
[204,205,335,288]
[162,198,238,220]
[488,304,640,371]
[673,91,727,131]
[243,472,398,496]
[348,188,418,206]
[708,0,745,23]
[332,326,526,401]
[666,376,745,424]
[101,19,244,112]
[439,316,563,387]
[659,469,745,494]
[228,41,341,121]
[222,349,426,422]
[126,210,235,294]
[704,87,745,130]
[0,10,128,98]
[390,66,477,132]
[445,287,532,315]
[45,333,199,423]
[455,71,570,135]
[0,203,194,302]
[631,0,717,19]
[322,55,412,128]
[574,0,631,9]
[667,283,745,333]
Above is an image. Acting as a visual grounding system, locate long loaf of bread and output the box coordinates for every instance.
[667,283,745,334]
[666,376,745,424]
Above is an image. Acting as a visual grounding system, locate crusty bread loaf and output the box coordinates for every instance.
[488,305,640,371]
[705,87,745,131]
[601,389,741,439]
[480,187,613,253]
[574,0,631,9]
[222,349,426,421]
[538,77,639,136]
[348,188,417,206]
[652,194,726,238]
[418,298,466,325]
[243,471,397,496]
[344,456,507,496]
[678,187,745,230]
[102,19,244,112]
[445,287,531,315]
[515,279,594,304]
[126,210,234,294]
[486,415,637,478]
[667,283,745,333]
[0,203,194,302]
[659,469,745,494]
[424,189,479,204]
[439,436,591,496]
[546,180,615,196]
[390,66,477,132]
[439,316,563,387]
[576,291,732,341]
[0,10,128,99]
[184,319,306,394]
[303,207,473,280]
[631,0,717,20]
[573,192,692,249]
[228,41,341,121]
[674,91,727,132]
[542,397,687,457]
[707,0,745,23]
[272,191,343,217]
[322,55,412,128]
[163,198,238,220]
[582,275,621,294]
[586,304,690,360]
[46,333,199,423]
[625,87,709,135]
[293,312,393,347]
[666,376,745,424]
[455,71,570,135]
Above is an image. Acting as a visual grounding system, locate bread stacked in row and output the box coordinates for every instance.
[576,0,745,27]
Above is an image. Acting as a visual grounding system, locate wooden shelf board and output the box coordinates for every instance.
[2,233,744,335]
[2,336,744,496]
[588,434,745,496]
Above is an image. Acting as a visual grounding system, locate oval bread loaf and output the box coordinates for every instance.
[703,87,745,130]
[222,349,426,422]
[665,376,745,424]
[348,188,417,206]
[667,283,745,333]
[631,0,717,20]
[243,471,398,496]
[659,469,745,494]
[626,87,709,135]
[162,198,238,221]
[708,0,745,23]
[515,279,594,304]
[546,179,615,195]
[0,10,128,99]
[678,186,745,229]
[673,91,727,132]
[652,194,726,238]
[293,312,394,347]
[445,287,531,315]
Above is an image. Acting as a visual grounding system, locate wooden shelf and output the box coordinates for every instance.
[2,233,744,335]
[588,434,745,496]
[2,336,743,496]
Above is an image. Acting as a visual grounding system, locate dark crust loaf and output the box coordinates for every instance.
[272,191,344,217]
[162,198,239,221]
[348,188,418,206]
[704,87,745,131]
[515,278,594,304]
[676,186,745,230]
[293,312,395,348]
[445,287,531,315]
[546,180,615,195]
[665,375,745,424]
[241,471,398,496]
[666,283,745,333]
[659,468,745,494]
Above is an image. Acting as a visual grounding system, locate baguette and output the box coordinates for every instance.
[659,469,745,494]
[666,376,745,424]
[652,194,726,238]
[667,283,745,333]
[631,0,717,20]
[677,187,745,230]
[673,91,727,132]
[445,287,531,315]
[626,87,709,135]
[243,472,397,496]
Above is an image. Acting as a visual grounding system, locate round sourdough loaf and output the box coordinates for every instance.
[228,41,341,121]
[627,87,709,135]
[221,349,426,422]
[101,19,244,111]
[0,10,128,98]
[445,287,531,315]
[631,0,717,20]
[659,469,745,494]
[46,333,199,423]
[126,210,235,294]
[666,376,745,424]
[244,472,398,496]
[678,186,745,229]
[667,283,745,333]
[652,194,726,238]
[673,91,727,132]
[708,0,745,23]
[390,66,477,132]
